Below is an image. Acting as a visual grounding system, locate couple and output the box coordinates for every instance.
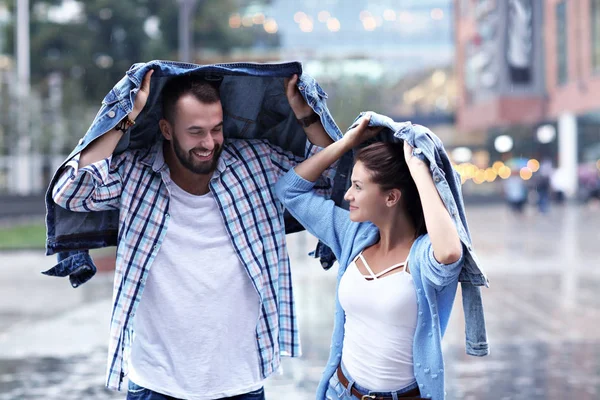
[49,68,478,400]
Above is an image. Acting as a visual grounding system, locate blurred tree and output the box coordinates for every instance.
[324,77,384,132]
[4,0,279,102]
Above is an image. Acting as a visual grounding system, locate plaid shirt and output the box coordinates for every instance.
[52,138,332,391]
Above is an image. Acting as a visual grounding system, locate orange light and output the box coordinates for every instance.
[242,16,253,27]
[498,166,511,179]
[362,17,377,31]
[252,13,265,25]
[294,11,307,23]
[299,18,313,32]
[318,10,330,22]
[527,159,540,172]
[484,168,497,182]
[229,14,242,28]
[359,10,372,21]
[492,161,504,172]
[520,167,533,180]
[263,19,278,33]
[473,169,486,184]
[327,18,340,32]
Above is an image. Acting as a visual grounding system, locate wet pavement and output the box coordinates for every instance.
[1,204,599,400]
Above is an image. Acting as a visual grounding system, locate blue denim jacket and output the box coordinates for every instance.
[44,60,343,286]
[324,112,490,358]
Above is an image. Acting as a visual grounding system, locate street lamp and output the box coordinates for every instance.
[494,135,514,153]
[178,0,198,62]
[536,124,556,144]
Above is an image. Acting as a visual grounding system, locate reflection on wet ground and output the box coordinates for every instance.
[1,205,599,399]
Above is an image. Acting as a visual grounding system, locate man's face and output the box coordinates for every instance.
[164,94,224,175]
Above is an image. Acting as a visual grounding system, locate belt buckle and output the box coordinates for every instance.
[361,396,376,400]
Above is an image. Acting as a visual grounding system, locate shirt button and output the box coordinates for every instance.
[108,110,116,118]
[78,138,84,145]
[434,176,441,183]
[414,148,422,154]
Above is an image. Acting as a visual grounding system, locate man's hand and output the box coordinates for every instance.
[284,74,313,119]
[130,69,154,121]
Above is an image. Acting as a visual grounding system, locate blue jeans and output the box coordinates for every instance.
[126,380,265,400]
[326,363,419,400]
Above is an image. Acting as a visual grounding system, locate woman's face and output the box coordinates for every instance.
[343,161,389,222]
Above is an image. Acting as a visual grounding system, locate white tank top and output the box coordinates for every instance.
[338,252,418,391]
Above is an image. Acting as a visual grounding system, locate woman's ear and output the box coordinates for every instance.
[386,188,402,207]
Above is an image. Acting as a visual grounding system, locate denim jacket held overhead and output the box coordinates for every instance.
[343,112,490,358]
[44,60,343,287]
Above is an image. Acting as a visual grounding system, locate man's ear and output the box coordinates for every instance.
[386,188,401,208]
[159,119,172,140]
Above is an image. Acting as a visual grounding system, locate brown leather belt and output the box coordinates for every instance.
[336,366,425,400]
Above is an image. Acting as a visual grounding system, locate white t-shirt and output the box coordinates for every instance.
[129,179,262,399]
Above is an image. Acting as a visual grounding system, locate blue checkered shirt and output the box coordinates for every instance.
[51,138,333,391]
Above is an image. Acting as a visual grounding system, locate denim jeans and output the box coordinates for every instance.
[126,380,265,400]
[325,363,419,400]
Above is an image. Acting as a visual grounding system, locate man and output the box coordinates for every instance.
[51,70,334,400]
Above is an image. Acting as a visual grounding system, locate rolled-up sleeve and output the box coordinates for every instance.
[419,235,463,289]
[52,152,126,212]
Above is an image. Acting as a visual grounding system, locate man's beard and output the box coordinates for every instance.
[172,134,223,175]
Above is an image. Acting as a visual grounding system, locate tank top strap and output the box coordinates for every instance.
[358,253,378,279]
[372,261,406,278]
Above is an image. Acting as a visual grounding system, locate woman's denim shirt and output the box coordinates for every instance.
[43,60,343,286]
[275,113,490,400]
[358,112,489,357]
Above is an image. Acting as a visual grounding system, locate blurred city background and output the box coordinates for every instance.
[0,0,599,399]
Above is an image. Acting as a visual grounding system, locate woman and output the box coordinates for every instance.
[275,115,464,400]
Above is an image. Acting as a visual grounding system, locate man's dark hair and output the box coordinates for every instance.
[161,74,221,124]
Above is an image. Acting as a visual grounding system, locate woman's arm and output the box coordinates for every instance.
[294,114,378,182]
[404,142,462,264]
[274,114,381,259]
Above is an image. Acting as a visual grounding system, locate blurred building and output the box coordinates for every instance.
[456,0,600,198]
[1,0,457,196]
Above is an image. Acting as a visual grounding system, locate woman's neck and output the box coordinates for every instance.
[374,211,416,254]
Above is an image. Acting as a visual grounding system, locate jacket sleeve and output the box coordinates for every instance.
[418,234,464,290]
[51,152,129,212]
[275,168,360,260]
[268,140,336,197]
